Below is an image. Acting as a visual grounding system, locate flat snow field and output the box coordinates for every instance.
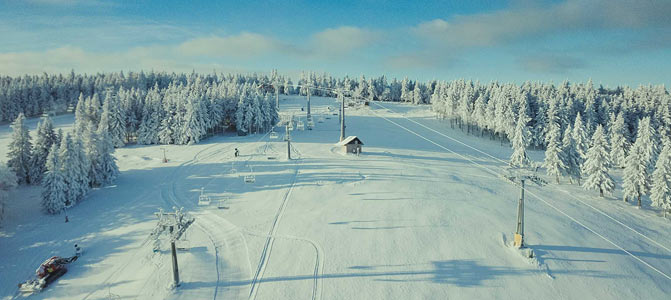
[2,96,671,300]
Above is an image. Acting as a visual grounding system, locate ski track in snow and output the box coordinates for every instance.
[370,100,671,282]
[160,135,261,300]
[220,128,323,300]
[241,228,324,300]
[247,159,300,300]
[157,128,325,300]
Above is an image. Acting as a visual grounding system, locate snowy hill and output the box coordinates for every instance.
[1,95,670,299]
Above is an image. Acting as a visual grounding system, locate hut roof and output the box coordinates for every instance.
[335,136,364,146]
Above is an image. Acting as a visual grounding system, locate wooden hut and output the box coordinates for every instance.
[336,136,363,155]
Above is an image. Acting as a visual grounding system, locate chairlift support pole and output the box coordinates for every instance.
[515,179,525,248]
[275,84,279,110]
[307,87,311,121]
[286,124,291,160]
[152,208,193,288]
[340,93,346,142]
[505,169,545,249]
[169,226,180,287]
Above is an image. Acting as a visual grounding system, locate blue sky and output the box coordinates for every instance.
[0,0,669,87]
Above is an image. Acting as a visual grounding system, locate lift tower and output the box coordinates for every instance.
[339,92,346,142]
[504,167,546,248]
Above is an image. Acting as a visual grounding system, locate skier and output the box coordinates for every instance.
[74,244,82,257]
[234,148,239,157]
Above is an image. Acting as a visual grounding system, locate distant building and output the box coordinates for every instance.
[336,136,363,155]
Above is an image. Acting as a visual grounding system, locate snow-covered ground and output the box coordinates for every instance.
[2,95,671,299]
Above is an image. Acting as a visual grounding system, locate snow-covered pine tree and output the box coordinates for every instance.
[86,93,101,132]
[413,85,423,105]
[0,162,18,222]
[562,124,581,184]
[355,75,369,100]
[252,92,264,134]
[29,116,57,184]
[73,93,88,135]
[400,77,412,103]
[635,116,659,173]
[122,88,141,143]
[651,144,671,216]
[284,77,293,95]
[531,96,547,148]
[473,93,487,134]
[83,127,104,187]
[41,144,67,214]
[58,133,89,206]
[73,137,90,202]
[158,96,176,144]
[235,95,248,136]
[50,127,60,146]
[501,87,518,140]
[650,144,671,217]
[544,98,561,145]
[181,94,205,144]
[96,120,120,185]
[57,134,76,207]
[581,125,615,197]
[137,86,161,144]
[244,100,255,135]
[102,92,126,148]
[7,113,33,184]
[493,89,510,141]
[610,113,630,168]
[623,136,649,207]
[543,122,566,183]
[573,112,589,162]
[262,93,279,131]
[509,107,531,168]
[367,78,376,101]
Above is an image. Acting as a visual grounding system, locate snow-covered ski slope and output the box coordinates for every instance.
[2,95,670,299]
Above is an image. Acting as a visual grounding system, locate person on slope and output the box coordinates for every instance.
[234,148,239,157]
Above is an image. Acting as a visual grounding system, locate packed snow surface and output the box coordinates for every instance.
[2,96,671,299]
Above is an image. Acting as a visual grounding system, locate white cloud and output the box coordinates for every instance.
[384,50,457,71]
[176,27,378,60]
[518,54,586,74]
[413,0,671,49]
[177,33,286,58]
[0,46,242,76]
[0,16,199,52]
[309,26,378,57]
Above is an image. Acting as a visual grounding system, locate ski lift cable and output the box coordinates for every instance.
[367,102,671,281]
[373,101,671,256]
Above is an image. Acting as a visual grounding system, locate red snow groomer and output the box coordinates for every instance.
[18,255,78,294]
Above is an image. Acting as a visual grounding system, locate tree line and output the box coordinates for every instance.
[428,79,671,215]
[1,71,670,219]
[5,110,119,216]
